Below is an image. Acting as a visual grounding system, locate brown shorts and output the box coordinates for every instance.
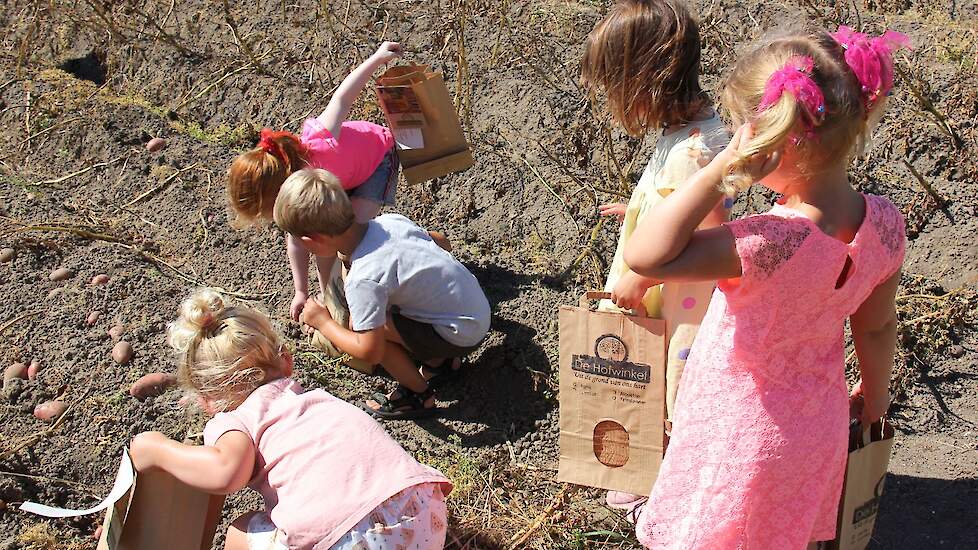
[390,307,482,361]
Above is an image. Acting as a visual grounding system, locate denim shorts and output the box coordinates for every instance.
[348,149,399,206]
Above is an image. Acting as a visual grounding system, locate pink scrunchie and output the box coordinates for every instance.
[831,26,911,110]
[758,55,826,131]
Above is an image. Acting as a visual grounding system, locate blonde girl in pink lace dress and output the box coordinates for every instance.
[621,26,910,548]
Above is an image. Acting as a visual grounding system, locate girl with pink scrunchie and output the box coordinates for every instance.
[620,25,910,549]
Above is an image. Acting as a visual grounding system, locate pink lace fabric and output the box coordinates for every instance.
[636,194,906,549]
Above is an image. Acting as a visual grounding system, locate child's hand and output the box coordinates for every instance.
[290,291,308,322]
[611,271,654,311]
[849,379,890,427]
[372,42,402,64]
[302,297,333,330]
[599,202,627,222]
[129,431,169,471]
[715,123,782,185]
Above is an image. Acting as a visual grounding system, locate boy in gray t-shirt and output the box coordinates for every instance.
[273,168,490,419]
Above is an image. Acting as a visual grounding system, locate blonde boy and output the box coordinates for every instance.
[274,168,490,419]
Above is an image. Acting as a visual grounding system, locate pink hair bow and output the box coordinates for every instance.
[758,55,826,133]
[831,25,911,110]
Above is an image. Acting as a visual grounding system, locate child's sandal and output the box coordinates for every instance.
[365,384,438,420]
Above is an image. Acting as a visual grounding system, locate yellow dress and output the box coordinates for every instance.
[600,112,730,421]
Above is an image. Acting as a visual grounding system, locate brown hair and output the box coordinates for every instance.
[720,28,872,193]
[227,131,308,222]
[580,0,706,136]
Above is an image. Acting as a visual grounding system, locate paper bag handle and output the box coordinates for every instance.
[578,291,647,318]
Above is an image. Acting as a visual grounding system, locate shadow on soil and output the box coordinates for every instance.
[871,473,978,549]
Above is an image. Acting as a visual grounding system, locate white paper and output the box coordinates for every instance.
[393,127,425,150]
[20,448,135,518]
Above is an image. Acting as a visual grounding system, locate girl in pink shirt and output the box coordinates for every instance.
[128,289,452,550]
[228,42,449,322]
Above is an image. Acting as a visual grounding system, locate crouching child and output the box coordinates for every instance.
[274,168,491,419]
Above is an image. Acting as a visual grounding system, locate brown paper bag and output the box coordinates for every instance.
[826,420,895,550]
[97,452,225,550]
[376,64,473,184]
[557,291,667,495]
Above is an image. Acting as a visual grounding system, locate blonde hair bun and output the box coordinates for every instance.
[168,289,228,354]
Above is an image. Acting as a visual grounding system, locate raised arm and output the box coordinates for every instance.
[849,270,900,425]
[286,233,312,320]
[623,124,776,283]
[129,431,255,495]
[318,42,402,138]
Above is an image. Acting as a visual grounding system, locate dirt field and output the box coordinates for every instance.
[0,0,975,548]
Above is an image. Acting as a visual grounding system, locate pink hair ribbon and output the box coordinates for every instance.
[830,26,911,110]
[257,128,286,163]
[758,55,826,133]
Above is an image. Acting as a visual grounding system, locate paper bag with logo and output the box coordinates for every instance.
[827,420,895,550]
[375,64,473,184]
[557,291,667,495]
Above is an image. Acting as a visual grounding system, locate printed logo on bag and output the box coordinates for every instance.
[852,474,886,525]
[571,334,651,383]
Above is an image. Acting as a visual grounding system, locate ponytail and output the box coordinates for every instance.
[227,130,308,222]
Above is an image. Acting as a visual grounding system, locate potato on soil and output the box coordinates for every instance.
[86,310,101,326]
[27,360,41,380]
[0,248,14,263]
[112,341,133,364]
[49,267,72,281]
[146,137,167,152]
[130,372,177,401]
[34,400,66,421]
[3,362,27,388]
[108,324,125,340]
[91,273,110,285]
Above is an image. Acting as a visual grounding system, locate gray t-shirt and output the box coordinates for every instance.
[345,214,491,347]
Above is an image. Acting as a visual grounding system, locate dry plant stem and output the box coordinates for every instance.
[126,2,193,56]
[36,154,127,186]
[0,470,100,493]
[2,223,273,300]
[558,217,607,282]
[894,64,964,149]
[174,66,249,111]
[901,158,946,208]
[508,485,571,549]
[0,311,41,334]
[124,162,200,207]
[222,0,268,75]
[18,116,82,148]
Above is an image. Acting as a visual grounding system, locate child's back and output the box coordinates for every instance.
[346,213,490,348]
[205,377,449,548]
[639,194,904,547]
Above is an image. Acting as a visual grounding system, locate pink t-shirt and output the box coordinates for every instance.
[203,378,451,550]
[300,118,395,190]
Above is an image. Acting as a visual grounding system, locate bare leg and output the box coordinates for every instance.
[312,254,338,299]
[224,511,259,550]
[365,313,435,411]
[350,196,382,223]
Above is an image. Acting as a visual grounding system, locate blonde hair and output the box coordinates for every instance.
[168,289,283,412]
[720,28,881,193]
[273,168,354,237]
[580,0,706,136]
[227,131,308,222]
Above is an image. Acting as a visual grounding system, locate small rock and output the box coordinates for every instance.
[3,363,27,389]
[146,137,167,152]
[34,400,67,421]
[86,310,101,326]
[0,248,14,263]
[91,274,110,286]
[47,288,63,300]
[112,341,134,364]
[108,324,125,341]
[49,267,73,281]
[27,360,41,381]
[949,345,965,358]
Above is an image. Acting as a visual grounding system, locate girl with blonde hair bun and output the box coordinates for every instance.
[129,289,452,550]
[621,25,910,548]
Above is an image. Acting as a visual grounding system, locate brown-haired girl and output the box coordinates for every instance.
[580,0,731,511]
[228,42,408,322]
[623,25,909,548]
